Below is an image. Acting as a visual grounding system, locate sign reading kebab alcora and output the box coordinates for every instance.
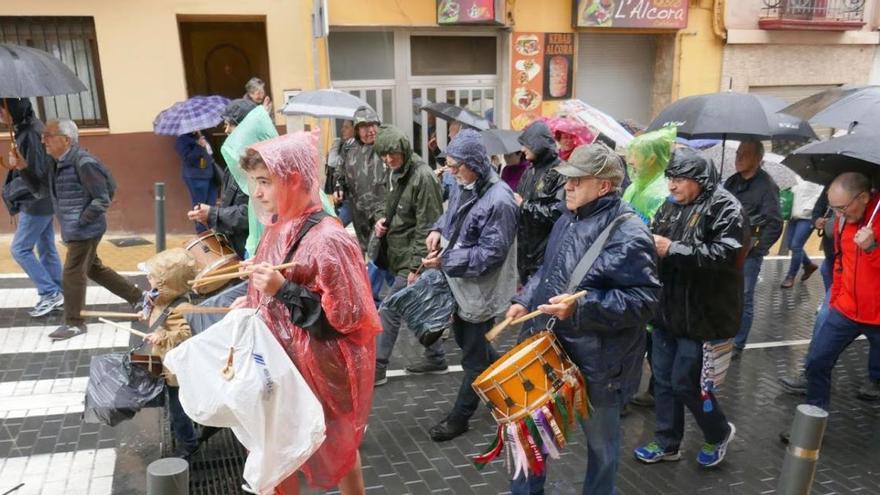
[574,0,689,29]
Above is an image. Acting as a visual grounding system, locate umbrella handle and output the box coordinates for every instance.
[868,198,880,227]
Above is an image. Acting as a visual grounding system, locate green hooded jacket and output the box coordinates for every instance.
[623,126,676,223]
[374,125,444,276]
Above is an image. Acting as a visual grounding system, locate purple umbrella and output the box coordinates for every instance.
[153,95,231,136]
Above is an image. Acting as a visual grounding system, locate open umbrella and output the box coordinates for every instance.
[702,141,797,189]
[647,91,816,173]
[481,129,522,155]
[421,102,491,131]
[153,95,231,136]
[778,85,880,132]
[782,132,880,186]
[280,89,371,120]
[558,99,634,150]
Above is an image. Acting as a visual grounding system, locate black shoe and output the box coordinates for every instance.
[199,426,221,443]
[857,380,880,401]
[630,391,655,408]
[419,328,446,347]
[780,373,808,396]
[405,361,449,374]
[731,347,743,360]
[429,416,468,442]
[374,367,387,387]
[779,430,790,445]
[173,443,199,460]
[48,324,87,341]
[801,263,818,282]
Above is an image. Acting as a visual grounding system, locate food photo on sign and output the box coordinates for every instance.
[437,0,500,24]
[543,33,574,100]
[575,0,690,29]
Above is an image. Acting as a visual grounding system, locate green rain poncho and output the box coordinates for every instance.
[221,107,335,257]
[623,126,676,223]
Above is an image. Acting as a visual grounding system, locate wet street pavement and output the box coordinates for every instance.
[0,258,878,494]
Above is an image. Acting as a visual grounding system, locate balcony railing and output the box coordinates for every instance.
[760,0,866,30]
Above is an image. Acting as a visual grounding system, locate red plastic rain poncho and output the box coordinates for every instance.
[243,131,381,490]
[540,116,596,161]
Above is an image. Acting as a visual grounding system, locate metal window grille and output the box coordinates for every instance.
[0,16,109,128]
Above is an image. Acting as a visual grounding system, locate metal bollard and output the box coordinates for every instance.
[146,457,189,495]
[778,404,828,495]
[154,182,166,253]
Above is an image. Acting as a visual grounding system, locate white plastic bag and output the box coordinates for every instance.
[165,308,326,494]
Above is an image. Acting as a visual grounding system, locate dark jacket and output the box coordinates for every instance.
[207,166,249,258]
[723,167,782,257]
[652,149,748,341]
[340,137,387,250]
[516,121,565,283]
[811,184,834,256]
[513,193,661,406]
[175,133,216,180]
[3,98,53,216]
[374,127,444,276]
[21,145,112,242]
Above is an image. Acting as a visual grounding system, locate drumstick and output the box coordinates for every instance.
[80,310,142,319]
[175,306,231,315]
[485,290,589,342]
[206,262,242,276]
[98,317,148,338]
[189,261,296,287]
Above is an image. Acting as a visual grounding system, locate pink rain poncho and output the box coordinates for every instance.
[243,131,381,490]
[540,116,597,161]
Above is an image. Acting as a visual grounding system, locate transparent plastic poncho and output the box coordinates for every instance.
[623,126,676,223]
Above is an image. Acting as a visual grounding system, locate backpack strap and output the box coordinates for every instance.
[282,211,330,264]
[147,297,188,333]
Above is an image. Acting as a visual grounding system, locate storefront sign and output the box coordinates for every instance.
[574,0,689,29]
[510,32,576,130]
[437,0,502,25]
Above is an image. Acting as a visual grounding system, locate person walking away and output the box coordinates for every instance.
[421,129,519,442]
[516,120,565,284]
[634,148,745,469]
[370,126,446,386]
[506,143,661,495]
[781,177,822,288]
[2,98,63,317]
[175,130,218,233]
[16,119,143,340]
[724,140,783,356]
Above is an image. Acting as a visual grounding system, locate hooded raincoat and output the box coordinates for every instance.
[516,121,565,283]
[339,108,387,250]
[623,126,675,223]
[651,149,748,341]
[373,125,444,276]
[221,105,278,256]
[243,131,381,490]
[3,98,53,216]
[541,116,597,161]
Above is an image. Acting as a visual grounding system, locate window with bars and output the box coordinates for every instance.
[1,16,108,128]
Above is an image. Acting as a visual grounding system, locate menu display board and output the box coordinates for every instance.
[437,0,501,25]
[510,33,576,130]
[574,0,689,29]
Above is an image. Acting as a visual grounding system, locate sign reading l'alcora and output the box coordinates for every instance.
[574,0,689,29]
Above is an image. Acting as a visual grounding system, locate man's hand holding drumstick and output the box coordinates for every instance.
[227,260,286,309]
[187,203,211,225]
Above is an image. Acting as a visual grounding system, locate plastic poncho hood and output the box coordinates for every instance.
[622,126,675,221]
[541,117,596,161]
[665,147,720,200]
[248,130,322,225]
[446,128,493,181]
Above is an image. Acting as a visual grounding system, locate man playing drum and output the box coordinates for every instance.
[505,143,661,495]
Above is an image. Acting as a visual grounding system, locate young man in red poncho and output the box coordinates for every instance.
[229,130,381,494]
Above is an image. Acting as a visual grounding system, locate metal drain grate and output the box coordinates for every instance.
[161,412,247,494]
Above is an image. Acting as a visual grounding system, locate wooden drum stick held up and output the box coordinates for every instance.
[98,318,148,338]
[189,261,296,288]
[485,290,588,342]
[80,310,141,319]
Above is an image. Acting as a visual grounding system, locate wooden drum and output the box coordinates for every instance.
[183,231,241,295]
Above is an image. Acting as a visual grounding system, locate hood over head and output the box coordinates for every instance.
[140,248,198,305]
[625,126,676,190]
[518,120,558,160]
[221,98,257,126]
[2,98,36,129]
[248,130,322,224]
[446,128,493,181]
[665,147,719,197]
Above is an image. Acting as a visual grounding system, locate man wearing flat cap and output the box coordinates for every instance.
[506,143,661,495]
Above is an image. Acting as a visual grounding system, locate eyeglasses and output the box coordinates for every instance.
[445,158,462,169]
[829,192,865,214]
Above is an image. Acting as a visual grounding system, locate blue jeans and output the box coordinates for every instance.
[11,212,63,297]
[652,327,730,449]
[734,254,763,349]
[511,395,623,495]
[167,386,198,450]
[820,256,833,292]
[375,276,446,368]
[367,261,394,306]
[806,308,880,409]
[337,200,352,227]
[785,219,816,279]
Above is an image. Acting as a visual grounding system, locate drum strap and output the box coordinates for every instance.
[565,212,635,294]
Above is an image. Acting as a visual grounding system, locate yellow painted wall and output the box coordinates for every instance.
[676,0,724,98]
[2,0,316,134]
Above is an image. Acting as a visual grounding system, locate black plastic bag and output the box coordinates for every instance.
[382,269,456,347]
[83,352,165,427]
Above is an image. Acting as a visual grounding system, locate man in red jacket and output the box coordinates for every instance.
[804,172,880,411]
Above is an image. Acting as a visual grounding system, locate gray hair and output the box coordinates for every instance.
[245,77,265,93]
[569,143,626,188]
[54,118,79,144]
[831,171,871,197]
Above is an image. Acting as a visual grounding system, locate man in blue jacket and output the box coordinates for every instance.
[507,143,661,495]
[421,129,519,442]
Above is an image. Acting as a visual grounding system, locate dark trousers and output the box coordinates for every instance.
[806,308,880,409]
[653,327,730,449]
[449,315,499,422]
[168,386,198,450]
[64,237,142,326]
[734,253,763,349]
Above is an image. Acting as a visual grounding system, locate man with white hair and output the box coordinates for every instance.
[16,118,142,340]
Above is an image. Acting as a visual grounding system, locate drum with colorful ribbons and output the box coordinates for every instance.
[470,330,589,478]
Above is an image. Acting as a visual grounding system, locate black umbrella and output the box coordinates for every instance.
[647,91,816,173]
[778,85,880,132]
[481,129,522,155]
[0,43,86,98]
[782,132,880,186]
[421,102,491,131]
